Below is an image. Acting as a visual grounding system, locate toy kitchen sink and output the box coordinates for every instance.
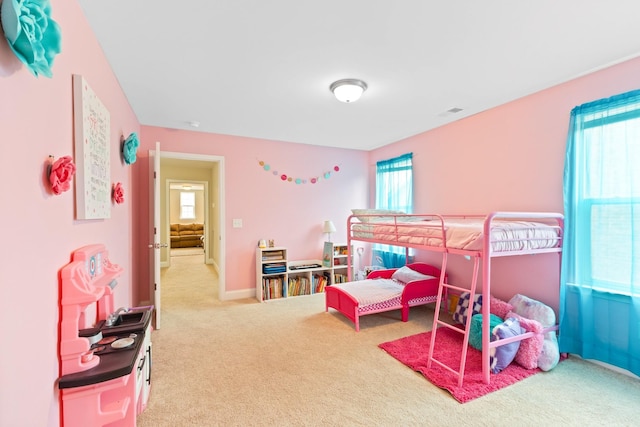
[100,306,153,336]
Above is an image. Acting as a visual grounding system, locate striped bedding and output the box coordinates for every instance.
[330,278,436,314]
[351,218,561,252]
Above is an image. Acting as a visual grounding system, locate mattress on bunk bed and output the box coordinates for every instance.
[331,278,433,313]
[351,218,560,252]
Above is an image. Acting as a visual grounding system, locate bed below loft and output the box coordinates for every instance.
[325,263,442,332]
[346,210,564,385]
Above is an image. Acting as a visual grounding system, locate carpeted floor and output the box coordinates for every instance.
[170,247,204,257]
[137,254,640,426]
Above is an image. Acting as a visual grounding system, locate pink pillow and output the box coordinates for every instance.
[489,296,513,319]
[506,311,544,369]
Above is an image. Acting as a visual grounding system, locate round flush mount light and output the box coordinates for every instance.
[330,79,368,103]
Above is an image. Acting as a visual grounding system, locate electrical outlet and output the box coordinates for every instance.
[232,219,242,228]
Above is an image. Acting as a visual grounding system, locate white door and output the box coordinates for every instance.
[149,142,163,329]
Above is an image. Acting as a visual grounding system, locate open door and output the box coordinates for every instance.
[149,142,163,329]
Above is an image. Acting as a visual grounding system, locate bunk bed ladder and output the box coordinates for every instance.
[427,252,481,387]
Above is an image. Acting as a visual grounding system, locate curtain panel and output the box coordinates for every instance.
[560,89,640,377]
[374,153,413,268]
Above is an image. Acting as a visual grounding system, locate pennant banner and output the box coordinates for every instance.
[258,160,340,184]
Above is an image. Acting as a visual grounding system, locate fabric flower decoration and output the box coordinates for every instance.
[122,132,140,165]
[112,182,124,204]
[0,0,62,78]
[49,155,76,195]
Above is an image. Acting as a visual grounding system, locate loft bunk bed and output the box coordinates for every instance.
[345,210,564,386]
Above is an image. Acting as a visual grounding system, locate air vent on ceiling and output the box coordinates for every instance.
[437,107,464,118]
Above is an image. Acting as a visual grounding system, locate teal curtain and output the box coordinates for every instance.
[374,153,413,268]
[560,89,640,377]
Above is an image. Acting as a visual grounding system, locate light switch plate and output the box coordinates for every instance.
[232,219,243,228]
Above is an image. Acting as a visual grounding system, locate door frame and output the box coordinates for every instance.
[164,179,209,268]
[157,150,226,300]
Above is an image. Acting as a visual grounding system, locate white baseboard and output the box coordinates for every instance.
[574,355,640,379]
[221,288,255,301]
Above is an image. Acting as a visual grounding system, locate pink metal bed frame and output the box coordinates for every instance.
[346,211,564,386]
[325,262,442,332]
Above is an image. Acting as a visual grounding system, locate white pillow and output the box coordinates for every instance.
[391,265,435,284]
[351,208,405,223]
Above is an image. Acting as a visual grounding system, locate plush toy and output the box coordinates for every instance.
[468,313,503,351]
[508,294,560,371]
[505,311,544,369]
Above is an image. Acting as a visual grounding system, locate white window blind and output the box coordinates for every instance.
[180,191,196,219]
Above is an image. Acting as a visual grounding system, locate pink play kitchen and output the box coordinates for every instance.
[58,244,152,426]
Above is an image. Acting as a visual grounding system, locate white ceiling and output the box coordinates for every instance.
[78,1,640,151]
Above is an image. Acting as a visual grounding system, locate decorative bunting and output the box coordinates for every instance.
[258,160,340,184]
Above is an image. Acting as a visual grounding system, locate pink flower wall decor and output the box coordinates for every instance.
[49,155,76,195]
[112,182,124,204]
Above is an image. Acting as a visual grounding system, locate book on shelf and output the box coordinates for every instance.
[313,272,330,293]
[262,251,285,261]
[263,263,286,274]
[262,276,284,300]
[333,273,348,284]
[288,276,310,297]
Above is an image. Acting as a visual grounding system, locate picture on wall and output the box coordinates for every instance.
[73,74,111,219]
[323,241,333,268]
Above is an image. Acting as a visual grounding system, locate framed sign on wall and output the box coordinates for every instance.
[73,74,111,219]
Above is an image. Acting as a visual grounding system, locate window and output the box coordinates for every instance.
[374,153,413,267]
[560,89,640,377]
[567,93,640,295]
[180,191,196,220]
[375,153,413,214]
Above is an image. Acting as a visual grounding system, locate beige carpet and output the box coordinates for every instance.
[170,247,204,257]
[137,254,640,426]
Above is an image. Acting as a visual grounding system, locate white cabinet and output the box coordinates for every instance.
[256,246,347,302]
[136,321,152,415]
[287,260,332,298]
[323,242,353,284]
[256,247,288,302]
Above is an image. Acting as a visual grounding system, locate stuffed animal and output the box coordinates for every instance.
[508,294,560,371]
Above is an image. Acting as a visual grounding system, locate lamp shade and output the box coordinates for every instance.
[323,220,337,234]
[330,79,367,103]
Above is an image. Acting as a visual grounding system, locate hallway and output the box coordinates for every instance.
[161,253,219,310]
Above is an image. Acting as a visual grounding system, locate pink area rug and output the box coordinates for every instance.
[379,328,541,403]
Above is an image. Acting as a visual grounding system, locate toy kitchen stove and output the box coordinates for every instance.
[58,244,153,427]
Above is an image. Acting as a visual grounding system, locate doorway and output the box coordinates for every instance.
[158,152,226,300]
[166,180,207,266]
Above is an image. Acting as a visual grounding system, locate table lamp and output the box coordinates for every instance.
[323,220,336,242]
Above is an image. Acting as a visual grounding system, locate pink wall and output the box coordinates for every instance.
[0,2,139,426]
[134,128,370,302]
[370,56,640,310]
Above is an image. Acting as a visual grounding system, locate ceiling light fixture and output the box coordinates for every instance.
[330,79,367,103]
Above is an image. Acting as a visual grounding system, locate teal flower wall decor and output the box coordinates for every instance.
[0,0,62,78]
[122,132,140,165]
